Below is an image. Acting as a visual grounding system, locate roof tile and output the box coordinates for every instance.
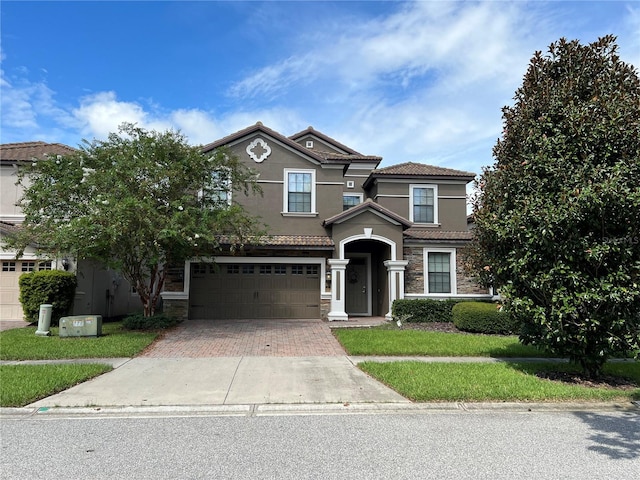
[0,142,77,163]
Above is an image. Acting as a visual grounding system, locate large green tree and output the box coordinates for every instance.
[9,123,264,316]
[467,36,640,377]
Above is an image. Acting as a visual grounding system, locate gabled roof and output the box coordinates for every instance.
[0,142,77,164]
[289,126,363,155]
[0,221,20,235]
[201,122,381,167]
[201,122,340,165]
[323,198,412,228]
[363,161,475,188]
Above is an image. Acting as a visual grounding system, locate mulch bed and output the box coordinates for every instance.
[536,371,638,390]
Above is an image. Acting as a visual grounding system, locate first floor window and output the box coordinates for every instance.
[426,250,454,294]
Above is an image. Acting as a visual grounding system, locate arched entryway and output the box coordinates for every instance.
[328,233,407,321]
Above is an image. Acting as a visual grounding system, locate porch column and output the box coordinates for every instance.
[327,259,349,321]
[384,260,409,320]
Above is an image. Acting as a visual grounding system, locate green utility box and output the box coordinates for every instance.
[59,315,103,337]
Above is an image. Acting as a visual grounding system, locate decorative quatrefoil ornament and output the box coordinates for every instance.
[246,137,271,163]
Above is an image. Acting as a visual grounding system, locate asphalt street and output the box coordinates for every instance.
[2,409,638,479]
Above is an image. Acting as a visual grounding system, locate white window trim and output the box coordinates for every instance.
[410,184,438,224]
[423,248,456,295]
[283,168,317,215]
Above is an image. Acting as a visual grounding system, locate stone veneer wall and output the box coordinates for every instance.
[164,264,185,292]
[163,298,189,321]
[455,251,490,295]
[403,244,489,296]
[320,298,330,320]
[403,246,424,294]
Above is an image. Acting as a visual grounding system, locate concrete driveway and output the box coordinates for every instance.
[28,318,409,408]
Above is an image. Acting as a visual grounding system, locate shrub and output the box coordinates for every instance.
[18,270,77,325]
[453,302,520,335]
[122,313,180,331]
[392,299,460,323]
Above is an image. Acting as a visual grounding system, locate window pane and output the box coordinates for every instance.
[259,265,272,275]
[21,262,35,272]
[288,173,312,212]
[343,195,361,211]
[428,252,451,293]
[413,188,434,223]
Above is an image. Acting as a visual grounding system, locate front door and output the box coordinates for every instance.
[345,255,370,315]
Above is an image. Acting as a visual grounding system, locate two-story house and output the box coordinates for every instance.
[0,142,140,321]
[161,122,491,321]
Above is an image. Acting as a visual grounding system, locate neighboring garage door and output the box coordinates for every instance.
[189,262,321,319]
[0,260,52,321]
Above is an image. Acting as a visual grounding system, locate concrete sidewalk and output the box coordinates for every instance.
[26,356,410,408]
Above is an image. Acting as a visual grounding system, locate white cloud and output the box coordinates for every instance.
[72,92,157,138]
[2,0,637,179]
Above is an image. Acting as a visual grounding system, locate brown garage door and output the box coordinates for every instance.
[189,263,320,319]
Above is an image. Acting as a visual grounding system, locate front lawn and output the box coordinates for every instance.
[359,361,640,402]
[0,363,112,407]
[333,327,551,357]
[0,322,158,360]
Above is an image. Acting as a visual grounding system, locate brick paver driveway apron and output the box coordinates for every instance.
[142,319,347,357]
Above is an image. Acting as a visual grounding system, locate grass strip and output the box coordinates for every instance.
[359,361,640,402]
[334,327,550,357]
[0,364,112,407]
[0,322,158,360]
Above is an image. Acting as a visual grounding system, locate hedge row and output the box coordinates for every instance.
[452,302,520,335]
[392,299,461,323]
[122,313,180,330]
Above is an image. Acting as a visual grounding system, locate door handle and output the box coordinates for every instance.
[362,286,366,294]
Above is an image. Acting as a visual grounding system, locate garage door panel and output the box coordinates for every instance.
[189,262,320,320]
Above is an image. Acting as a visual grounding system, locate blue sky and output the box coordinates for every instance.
[1,1,639,175]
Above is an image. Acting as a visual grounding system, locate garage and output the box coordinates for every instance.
[189,261,321,319]
[0,260,51,321]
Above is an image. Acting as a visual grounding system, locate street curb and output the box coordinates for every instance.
[2,401,638,419]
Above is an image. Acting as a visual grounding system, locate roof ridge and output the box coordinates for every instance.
[288,126,363,156]
[200,122,325,163]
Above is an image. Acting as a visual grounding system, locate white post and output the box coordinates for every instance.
[327,259,349,321]
[384,260,409,320]
[35,304,53,336]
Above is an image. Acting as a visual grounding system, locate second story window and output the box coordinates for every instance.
[284,169,316,214]
[410,184,438,224]
[342,194,363,211]
[201,169,231,207]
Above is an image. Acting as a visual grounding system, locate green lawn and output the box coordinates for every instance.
[0,322,158,360]
[333,327,552,357]
[0,363,112,407]
[359,361,640,403]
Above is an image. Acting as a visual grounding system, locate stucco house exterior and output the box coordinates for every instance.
[162,122,491,321]
[0,142,140,321]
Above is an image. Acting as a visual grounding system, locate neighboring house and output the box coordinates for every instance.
[161,122,491,321]
[0,142,140,321]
